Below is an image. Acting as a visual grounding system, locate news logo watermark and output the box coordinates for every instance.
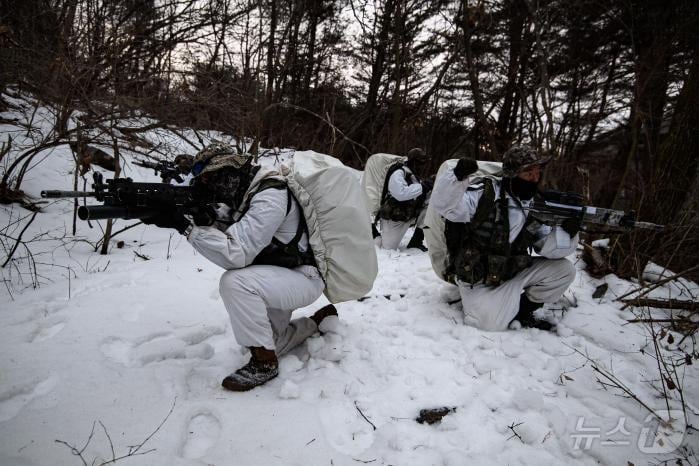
[570,410,686,454]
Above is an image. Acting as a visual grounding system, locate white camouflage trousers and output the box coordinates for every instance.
[219,264,325,354]
[457,257,576,331]
[378,206,428,250]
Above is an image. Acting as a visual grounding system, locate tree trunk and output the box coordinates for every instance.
[462,0,498,157]
[265,0,277,107]
[606,2,672,209]
[496,0,526,153]
[612,48,698,278]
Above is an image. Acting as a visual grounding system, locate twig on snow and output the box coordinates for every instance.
[55,398,176,466]
[616,264,699,306]
[564,343,666,424]
[354,401,376,431]
[1,211,38,267]
[507,422,524,442]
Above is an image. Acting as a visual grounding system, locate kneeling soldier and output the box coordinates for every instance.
[143,142,336,391]
[431,145,579,331]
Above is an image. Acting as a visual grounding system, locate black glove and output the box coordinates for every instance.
[453,158,479,181]
[420,178,434,193]
[192,205,217,227]
[561,218,581,237]
[141,209,190,235]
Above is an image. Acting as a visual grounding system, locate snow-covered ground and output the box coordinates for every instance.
[1,99,697,466]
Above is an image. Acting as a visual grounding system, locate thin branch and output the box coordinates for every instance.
[621,298,697,311]
[564,343,666,423]
[354,401,376,431]
[262,102,369,165]
[616,265,699,303]
[2,211,38,268]
[507,422,524,443]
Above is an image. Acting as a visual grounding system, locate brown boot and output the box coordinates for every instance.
[311,304,338,327]
[221,347,279,392]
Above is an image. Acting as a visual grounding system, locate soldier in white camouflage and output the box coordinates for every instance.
[142,141,337,391]
[431,144,579,331]
[376,148,434,251]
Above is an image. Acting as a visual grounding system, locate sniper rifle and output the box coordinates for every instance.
[41,172,217,221]
[528,191,663,232]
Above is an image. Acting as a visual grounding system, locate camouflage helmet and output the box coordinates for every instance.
[192,141,251,176]
[407,147,429,162]
[502,144,551,176]
[174,154,194,173]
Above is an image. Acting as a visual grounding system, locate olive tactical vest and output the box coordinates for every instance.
[377,163,425,222]
[444,179,536,286]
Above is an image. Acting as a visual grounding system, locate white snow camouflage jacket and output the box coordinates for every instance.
[387,165,423,201]
[431,167,578,259]
[186,168,310,270]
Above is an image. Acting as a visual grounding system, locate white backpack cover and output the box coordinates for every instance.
[285,150,378,303]
[424,160,503,283]
[360,153,406,217]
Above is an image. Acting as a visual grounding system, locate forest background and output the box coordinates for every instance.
[0,0,697,280]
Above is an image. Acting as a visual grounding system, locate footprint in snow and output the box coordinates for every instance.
[26,318,66,343]
[181,411,221,459]
[100,326,225,367]
[11,302,66,327]
[318,400,375,455]
[119,302,144,323]
[0,375,59,423]
[71,272,147,300]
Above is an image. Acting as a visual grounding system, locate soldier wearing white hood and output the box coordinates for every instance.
[431,145,579,331]
[376,148,433,251]
[142,142,337,391]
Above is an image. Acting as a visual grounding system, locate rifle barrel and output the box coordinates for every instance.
[629,220,664,231]
[41,190,95,198]
[78,205,159,221]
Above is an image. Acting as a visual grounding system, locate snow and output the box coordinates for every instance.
[1,102,697,465]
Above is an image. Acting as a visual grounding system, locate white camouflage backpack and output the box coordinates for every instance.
[360,153,407,217]
[424,159,503,283]
[282,150,378,303]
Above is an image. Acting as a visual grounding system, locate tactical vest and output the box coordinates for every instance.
[444,179,536,287]
[239,178,317,269]
[377,163,425,222]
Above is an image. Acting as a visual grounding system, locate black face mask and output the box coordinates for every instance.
[505,176,539,201]
[406,159,428,176]
[196,166,257,209]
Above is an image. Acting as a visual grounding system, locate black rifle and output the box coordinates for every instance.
[528,191,663,232]
[133,159,185,184]
[41,172,217,221]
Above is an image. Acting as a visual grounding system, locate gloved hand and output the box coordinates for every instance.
[141,209,191,235]
[561,218,581,237]
[192,205,217,227]
[453,158,479,181]
[420,178,434,193]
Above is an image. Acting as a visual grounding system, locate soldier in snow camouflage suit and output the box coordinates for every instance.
[431,144,579,331]
[142,142,337,391]
[376,148,433,251]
